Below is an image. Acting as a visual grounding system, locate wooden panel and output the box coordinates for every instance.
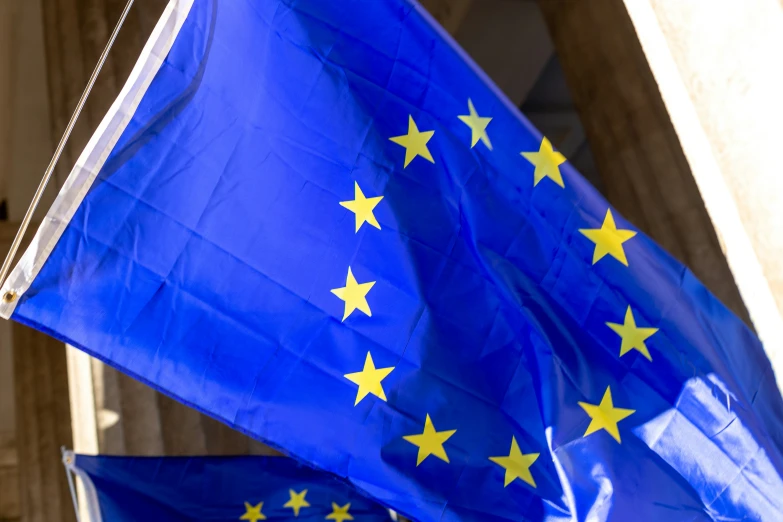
[0,306,19,519]
[157,392,207,456]
[0,1,14,205]
[13,325,75,522]
[41,0,90,181]
[0,432,21,520]
[1,222,55,522]
[420,0,473,34]
[455,0,554,106]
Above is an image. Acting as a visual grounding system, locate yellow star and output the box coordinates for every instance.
[331,267,375,321]
[283,489,310,517]
[344,352,395,406]
[389,115,435,168]
[578,386,635,443]
[579,209,637,266]
[340,182,383,233]
[239,501,266,522]
[521,136,566,188]
[326,502,353,522]
[606,306,659,361]
[402,414,457,466]
[458,98,492,150]
[489,436,540,488]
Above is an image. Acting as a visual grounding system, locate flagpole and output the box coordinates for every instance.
[0,0,136,293]
[61,447,83,522]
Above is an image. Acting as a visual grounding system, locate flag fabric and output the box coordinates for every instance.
[64,452,393,521]
[4,0,783,520]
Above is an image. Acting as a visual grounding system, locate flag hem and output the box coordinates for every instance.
[0,0,196,319]
[66,451,104,522]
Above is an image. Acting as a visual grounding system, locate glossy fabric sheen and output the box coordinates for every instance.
[15,0,783,520]
[73,454,392,520]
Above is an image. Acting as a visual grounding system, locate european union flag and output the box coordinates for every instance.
[4,0,783,520]
[64,452,393,521]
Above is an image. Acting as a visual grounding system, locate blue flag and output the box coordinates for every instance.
[4,0,783,520]
[65,452,393,521]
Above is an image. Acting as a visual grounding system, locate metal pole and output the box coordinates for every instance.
[62,447,83,522]
[0,0,136,294]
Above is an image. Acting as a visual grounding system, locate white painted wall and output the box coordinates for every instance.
[623,0,783,378]
[647,0,783,319]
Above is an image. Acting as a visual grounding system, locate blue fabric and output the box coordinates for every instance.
[73,454,392,521]
[15,0,783,520]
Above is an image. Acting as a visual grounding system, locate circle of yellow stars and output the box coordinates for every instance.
[325,98,662,491]
[239,493,354,520]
